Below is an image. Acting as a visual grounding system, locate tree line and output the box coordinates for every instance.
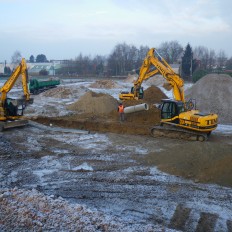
[8,41,232,82]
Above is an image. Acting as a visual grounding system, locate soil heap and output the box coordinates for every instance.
[89,80,120,89]
[37,86,168,135]
[67,91,118,115]
[185,74,232,123]
[66,85,167,123]
[120,85,168,124]
[144,74,168,87]
[124,73,138,83]
[40,85,88,99]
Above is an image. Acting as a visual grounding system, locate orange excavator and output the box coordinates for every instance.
[0,58,33,131]
[119,48,218,141]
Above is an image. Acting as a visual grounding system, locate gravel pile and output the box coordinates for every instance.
[185,74,232,123]
[0,188,160,232]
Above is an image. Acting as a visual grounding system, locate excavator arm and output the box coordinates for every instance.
[119,47,218,140]
[0,58,33,125]
[119,48,185,102]
[148,48,185,102]
[0,58,30,103]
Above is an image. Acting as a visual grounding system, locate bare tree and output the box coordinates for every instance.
[11,50,22,64]
[217,50,227,69]
[158,41,183,63]
[226,57,232,70]
[193,46,209,69]
[108,43,141,76]
[208,49,216,69]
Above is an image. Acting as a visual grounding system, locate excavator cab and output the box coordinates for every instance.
[5,98,18,116]
[160,99,185,124]
[131,86,144,99]
[4,97,33,117]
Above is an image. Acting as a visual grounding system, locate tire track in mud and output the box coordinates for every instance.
[31,167,232,231]
[169,204,191,231]
[195,212,218,232]
[1,127,232,231]
[1,158,232,231]
[227,220,232,232]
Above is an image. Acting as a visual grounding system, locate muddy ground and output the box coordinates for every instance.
[34,115,232,188]
[0,124,232,231]
[1,78,232,231]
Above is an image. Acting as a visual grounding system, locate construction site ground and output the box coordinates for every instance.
[1,76,232,231]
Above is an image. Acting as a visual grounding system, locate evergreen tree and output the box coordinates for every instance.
[36,54,48,63]
[181,43,193,81]
[29,55,35,63]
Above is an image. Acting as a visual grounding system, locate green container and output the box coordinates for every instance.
[29,78,60,94]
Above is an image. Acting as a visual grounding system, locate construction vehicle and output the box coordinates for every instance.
[119,48,218,141]
[0,58,33,131]
[29,78,60,94]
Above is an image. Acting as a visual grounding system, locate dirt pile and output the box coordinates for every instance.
[67,91,118,115]
[40,85,88,99]
[53,86,168,135]
[144,74,168,87]
[124,73,138,83]
[89,80,120,89]
[185,74,232,123]
[112,85,168,125]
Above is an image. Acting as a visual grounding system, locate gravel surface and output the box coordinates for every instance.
[0,187,161,232]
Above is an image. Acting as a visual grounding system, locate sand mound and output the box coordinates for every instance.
[67,91,118,115]
[185,74,232,123]
[40,85,88,99]
[124,74,138,83]
[145,74,168,87]
[89,80,120,89]
[118,86,168,124]
[66,86,167,126]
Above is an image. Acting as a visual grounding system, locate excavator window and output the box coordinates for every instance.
[161,101,178,119]
[5,99,18,116]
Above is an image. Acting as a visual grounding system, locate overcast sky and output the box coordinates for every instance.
[1,0,231,62]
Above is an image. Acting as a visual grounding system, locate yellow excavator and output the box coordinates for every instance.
[0,58,33,131]
[119,48,218,141]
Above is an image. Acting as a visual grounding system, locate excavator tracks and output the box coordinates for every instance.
[151,124,208,141]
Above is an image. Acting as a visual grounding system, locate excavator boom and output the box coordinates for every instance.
[119,48,218,141]
[0,58,33,130]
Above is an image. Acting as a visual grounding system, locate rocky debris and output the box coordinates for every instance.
[185,74,232,123]
[89,80,121,89]
[0,188,159,232]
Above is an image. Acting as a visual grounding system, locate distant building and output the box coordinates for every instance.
[28,63,62,76]
[0,61,63,76]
